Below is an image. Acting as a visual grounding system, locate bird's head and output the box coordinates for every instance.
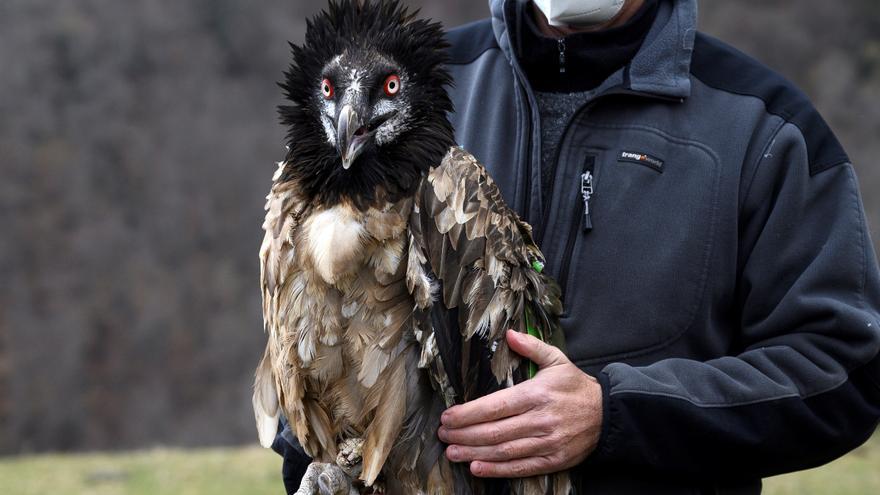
[279,0,455,210]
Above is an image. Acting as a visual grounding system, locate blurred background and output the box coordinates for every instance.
[1,0,878,493]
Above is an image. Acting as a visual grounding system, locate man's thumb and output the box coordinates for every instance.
[506,329,565,369]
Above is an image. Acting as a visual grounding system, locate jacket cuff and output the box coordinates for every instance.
[589,369,619,463]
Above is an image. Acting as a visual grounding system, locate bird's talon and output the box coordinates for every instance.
[336,437,365,478]
[366,480,385,494]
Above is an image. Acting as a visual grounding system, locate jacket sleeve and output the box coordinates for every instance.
[272,416,312,492]
[589,122,880,479]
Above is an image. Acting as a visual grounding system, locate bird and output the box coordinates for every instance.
[252,1,567,494]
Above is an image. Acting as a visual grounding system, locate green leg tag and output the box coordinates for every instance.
[523,258,547,379]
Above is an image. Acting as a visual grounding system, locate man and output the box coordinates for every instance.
[275,1,880,493]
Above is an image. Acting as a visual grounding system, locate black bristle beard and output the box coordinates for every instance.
[277,0,456,211]
[278,106,455,211]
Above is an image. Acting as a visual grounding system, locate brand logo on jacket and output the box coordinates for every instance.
[619,150,664,172]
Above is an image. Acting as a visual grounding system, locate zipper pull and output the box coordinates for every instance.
[557,38,567,74]
[581,170,594,231]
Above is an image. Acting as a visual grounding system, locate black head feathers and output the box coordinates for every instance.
[279,0,455,210]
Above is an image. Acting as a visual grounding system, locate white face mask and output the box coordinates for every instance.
[533,0,626,27]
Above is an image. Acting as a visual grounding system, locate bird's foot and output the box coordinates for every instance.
[317,464,359,495]
[294,462,357,495]
[336,437,364,479]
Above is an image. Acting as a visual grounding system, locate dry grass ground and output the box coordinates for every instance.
[762,432,880,494]
[0,447,280,495]
[0,433,877,494]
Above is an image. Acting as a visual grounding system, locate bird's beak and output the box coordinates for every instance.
[336,104,369,170]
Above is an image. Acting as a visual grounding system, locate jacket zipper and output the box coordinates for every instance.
[557,38,567,74]
[557,155,595,304]
[521,99,534,223]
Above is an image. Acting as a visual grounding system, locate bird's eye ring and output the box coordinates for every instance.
[321,78,334,99]
[384,74,401,97]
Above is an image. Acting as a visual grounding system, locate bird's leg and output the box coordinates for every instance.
[295,462,358,495]
[294,462,328,495]
[336,437,364,479]
[317,464,359,495]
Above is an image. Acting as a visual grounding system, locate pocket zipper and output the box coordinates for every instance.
[557,155,595,308]
[581,168,594,232]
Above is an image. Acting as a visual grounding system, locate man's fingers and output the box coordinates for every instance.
[506,329,566,369]
[441,386,533,428]
[438,413,551,446]
[445,437,549,462]
[470,457,555,478]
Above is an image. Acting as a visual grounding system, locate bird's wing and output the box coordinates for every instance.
[408,147,563,404]
[254,162,299,449]
[254,162,336,456]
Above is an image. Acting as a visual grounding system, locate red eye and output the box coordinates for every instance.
[321,78,334,99]
[383,74,401,96]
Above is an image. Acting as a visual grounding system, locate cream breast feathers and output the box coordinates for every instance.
[302,204,368,285]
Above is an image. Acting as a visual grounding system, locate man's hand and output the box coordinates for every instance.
[438,329,603,478]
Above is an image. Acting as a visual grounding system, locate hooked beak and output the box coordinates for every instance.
[336,105,369,170]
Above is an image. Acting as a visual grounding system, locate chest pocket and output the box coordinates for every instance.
[552,123,722,366]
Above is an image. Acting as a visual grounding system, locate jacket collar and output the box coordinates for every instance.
[488,0,697,100]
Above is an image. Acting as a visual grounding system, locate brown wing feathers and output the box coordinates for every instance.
[409,147,568,495]
[410,147,563,391]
